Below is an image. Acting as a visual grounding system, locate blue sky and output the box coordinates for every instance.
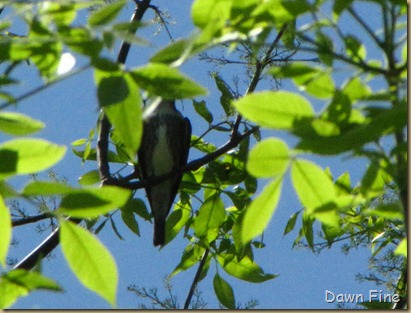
[2,0,400,309]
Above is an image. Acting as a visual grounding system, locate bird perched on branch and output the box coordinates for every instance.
[138,99,191,246]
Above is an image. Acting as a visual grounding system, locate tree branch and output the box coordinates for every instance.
[15,0,153,272]
[12,213,54,227]
[183,249,209,309]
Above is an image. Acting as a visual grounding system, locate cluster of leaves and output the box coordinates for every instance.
[0,0,407,310]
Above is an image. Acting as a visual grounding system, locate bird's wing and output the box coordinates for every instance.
[181,117,192,166]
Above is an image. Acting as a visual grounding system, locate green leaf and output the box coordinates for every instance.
[0,195,11,266]
[217,253,278,283]
[193,99,213,123]
[150,38,200,65]
[359,161,386,199]
[96,72,143,159]
[57,186,131,218]
[234,91,314,129]
[364,203,403,220]
[247,138,290,178]
[191,0,231,30]
[342,77,371,101]
[292,159,335,209]
[78,170,101,185]
[171,244,205,277]
[332,0,353,20]
[283,210,300,236]
[40,2,77,27]
[240,177,282,244]
[127,198,151,221]
[213,74,234,116]
[165,203,191,245]
[60,220,118,307]
[395,239,407,257]
[120,200,141,237]
[344,35,366,61]
[213,274,235,309]
[0,112,44,136]
[130,63,207,99]
[88,0,126,26]
[302,212,315,250]
[296,105,407,154]
[304,71,335,99]
[291,159,340,228]
[193,194,226,243]
[0,270,61,308]
[22,181,73,196]
[71,138,87,146]
[0,138,66,179]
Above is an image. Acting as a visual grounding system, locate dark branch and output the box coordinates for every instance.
[97,0,152,184]
[15,0,153,272]
[183,249,210,309]
[12,213,53,227]
[13,227,60,270]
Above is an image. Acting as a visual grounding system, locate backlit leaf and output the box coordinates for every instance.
[57,186,131,218]
[241,177,282,244]
[0,195,11,266]
[0,139,66,179]
[60,220,118,306]
[247,138,290,178]
[217,253,278,283]
[234,91,314,129]
[0,112,44,136]
[130,63,207,99]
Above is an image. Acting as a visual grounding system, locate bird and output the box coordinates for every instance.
[138,99,191,246]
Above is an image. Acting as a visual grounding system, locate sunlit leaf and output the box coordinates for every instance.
[96,71,142,159]
[88,0,126,26]
[240,177,282,244]
[60,220,118,306]
[395,239,407,257]
[78,170,100,186]
[57,186,131,218]
[247,138,290,178]
[130,63,207,99]
[0,112,44,136]
[171,244,205,277]
[234,91,314,129]
[0,195,11,266]
[0,270,61,308]
[291,159,340,227]
[0,139,66,179]
[22,181,73,196]
[165,203,191,245]
[217,253,278,283]
[193,194,226,243]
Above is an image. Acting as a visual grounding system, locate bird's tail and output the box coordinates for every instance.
[153,218,166,246]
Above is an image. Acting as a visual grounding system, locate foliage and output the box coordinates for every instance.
[0,0,407,309]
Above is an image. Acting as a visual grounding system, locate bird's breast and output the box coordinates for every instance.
[151,124,174,175]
